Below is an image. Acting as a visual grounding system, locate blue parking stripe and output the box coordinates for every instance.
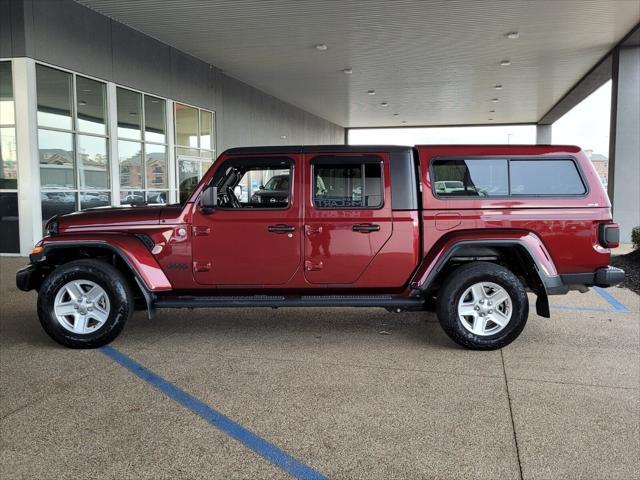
[100,346,327,480]
[550,305,613,313]
[593,286,630,313]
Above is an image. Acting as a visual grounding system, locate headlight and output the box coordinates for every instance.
[45,217,59,235]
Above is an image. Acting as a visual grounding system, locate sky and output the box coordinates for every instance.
[349,81,612,157]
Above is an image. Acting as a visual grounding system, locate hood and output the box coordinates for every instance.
[52,205,180,233]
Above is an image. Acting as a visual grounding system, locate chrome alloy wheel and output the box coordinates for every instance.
[53,280,111,334]
[457,281,512,336]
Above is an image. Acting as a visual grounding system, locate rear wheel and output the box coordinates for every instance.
[37,260,133,348]
[436,262,528,350]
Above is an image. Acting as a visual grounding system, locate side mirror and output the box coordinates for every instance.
[200,185,218,211]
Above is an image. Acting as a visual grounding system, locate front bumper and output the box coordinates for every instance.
[16,264,38,292]
[559,266,625,290]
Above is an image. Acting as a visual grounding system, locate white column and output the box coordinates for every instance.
[12,58,42,255]
[536,124,552,144]
[166,99,176,204]
[107,82,121,206]
[610,46,640,243]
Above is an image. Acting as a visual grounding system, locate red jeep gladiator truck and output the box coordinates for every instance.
[17,145,624,350]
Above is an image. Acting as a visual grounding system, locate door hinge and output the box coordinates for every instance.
[193,226,211,236]
[193,261,212,272]
[305,260,323,271]
[305,225,323,236]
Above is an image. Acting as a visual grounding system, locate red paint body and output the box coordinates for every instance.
[39,145,614,294]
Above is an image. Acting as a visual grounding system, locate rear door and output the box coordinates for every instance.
[191,155,302,285]
[303,152,392,284]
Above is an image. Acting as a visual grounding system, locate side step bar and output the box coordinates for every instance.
[154,294,425,310]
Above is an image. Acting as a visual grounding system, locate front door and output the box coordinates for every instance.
[192,155,302,286]
[303,153,393,284]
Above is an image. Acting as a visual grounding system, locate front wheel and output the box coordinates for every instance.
[436,262,529,350]
[37,260,133,348]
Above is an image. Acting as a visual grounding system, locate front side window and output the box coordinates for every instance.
[209,157,291,209]
[313,156,383,209]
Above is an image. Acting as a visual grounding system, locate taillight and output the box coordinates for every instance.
[598,223,620,248]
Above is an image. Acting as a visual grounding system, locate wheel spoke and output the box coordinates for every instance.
[65,281,84,301]
[470,283,485,302]
[85,285,104,303]
[88,307,108,324]
[489,289,510,307]
[73,315,88,334]
[472,316,487,335]
[458,304,477,317]
[54,302,76,317]
[491,308,509,326]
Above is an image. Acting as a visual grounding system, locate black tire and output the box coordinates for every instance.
[37,259,133,348]
[436,262,528,350]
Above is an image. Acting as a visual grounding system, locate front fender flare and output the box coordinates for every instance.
[32,234,172,292]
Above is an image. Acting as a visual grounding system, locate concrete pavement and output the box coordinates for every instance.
[1,256,638,479]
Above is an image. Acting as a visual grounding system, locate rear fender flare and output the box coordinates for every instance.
[413,236,564,318]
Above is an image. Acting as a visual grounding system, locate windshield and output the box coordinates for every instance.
[263,176,289,191]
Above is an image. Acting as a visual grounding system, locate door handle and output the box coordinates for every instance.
[352,223,380,233]
[268,224,295,233]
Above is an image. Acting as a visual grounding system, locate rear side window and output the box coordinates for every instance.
[510,160,585,195]
[312,155,383,209]
[432,159,508,197]
[432,158,585,197]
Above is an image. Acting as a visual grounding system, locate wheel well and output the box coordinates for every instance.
[33,246,146,307]
[426,244,545,297]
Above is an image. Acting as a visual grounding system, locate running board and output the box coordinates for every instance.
[154,294,425,310]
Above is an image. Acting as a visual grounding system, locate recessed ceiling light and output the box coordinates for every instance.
[401,120,407,124]
[151,99,159,104]
[393,113,399,117]
[342,67,353,74]
[494,85,503,90]
[491,98,500,103]
[280,135,287,139]
[488,118,494,121]
[367,90,376,95]
[507,32,520,39]
[500,60,511,66]
[380,102,389,107]
[78,101,87,106]
[489,109,495,113]
[129,112,137,116]
[314,43,327,51]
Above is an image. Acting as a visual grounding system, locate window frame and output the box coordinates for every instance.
[311,154,385,210]
[429,155,589,199]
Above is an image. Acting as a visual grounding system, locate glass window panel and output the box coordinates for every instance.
[509,160,586,195]
[76,76,106,135]
[314,164,363,208]
[175,103,198,147]
[432,159,508,197]
[176,146,200,158]
[117,88,142,139]
[144,96,166,143]
[118,140,143,188]
[41,191,76,226]
[201,161,213,177]
[178,159,200,204]
[200,110,213,150]
[0,192,20,253]
[120,190,145,206]
[80,191,110,209]
[200,149,214,160]
[0,127,17,189]
[0,61,15,125]
[146,191,168,205]
[36,65,73,130]
[78,135,109,190]
[145,143,167,189]
[39,129,75,189]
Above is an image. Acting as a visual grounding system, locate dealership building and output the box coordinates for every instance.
[1,0,638,255]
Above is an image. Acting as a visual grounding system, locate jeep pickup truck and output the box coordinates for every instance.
[17,145,625,350]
